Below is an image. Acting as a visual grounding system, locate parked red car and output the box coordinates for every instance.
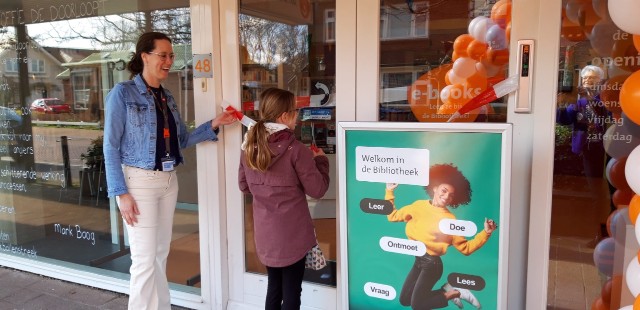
[30,98,72,114]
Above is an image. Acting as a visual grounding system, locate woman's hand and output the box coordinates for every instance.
[211,110,237,130]
[386,183,398,191]
[484,218,498,235]
[117,193,139,226]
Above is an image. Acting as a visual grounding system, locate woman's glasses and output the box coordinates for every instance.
[147,52,175,61]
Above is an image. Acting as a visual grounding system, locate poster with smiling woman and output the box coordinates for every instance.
[337,122,512,310]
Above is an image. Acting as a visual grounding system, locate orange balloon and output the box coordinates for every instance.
[485,48,509,66]
[451,51,461,62]
[611,35,640,72]
[444,70,452,85]
[407,64,452,122]
[445,84,471,106]
[601,279,613,305]
[467,40,489,61]
[635,294,640,310]
[619,71,640,125]
[600,75,629,115]
[629,194,640,225]
[453,34,474,57]
[634,34,640,52]
[590,297,608,310]
[608,157,630,190]
[611,274,624,308]
[613,189,634,208]
[491,0,512,29]
[465,73,489,93]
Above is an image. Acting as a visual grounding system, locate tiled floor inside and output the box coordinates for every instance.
[547,174,636,309]
[547,237,602,310]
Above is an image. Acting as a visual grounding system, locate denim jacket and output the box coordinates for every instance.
[104,74,218,197]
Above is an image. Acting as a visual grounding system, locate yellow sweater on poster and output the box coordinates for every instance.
[386,189,489,257]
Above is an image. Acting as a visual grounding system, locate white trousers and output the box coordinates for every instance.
[120,165,178,310]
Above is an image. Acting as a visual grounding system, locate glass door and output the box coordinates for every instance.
[221,0,343,308]
[238,0,338,287]
[546,0,640,308]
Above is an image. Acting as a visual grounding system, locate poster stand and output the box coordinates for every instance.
[337,122,512,309]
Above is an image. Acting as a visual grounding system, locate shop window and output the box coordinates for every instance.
[29,59,45,73]
[380,1,429,40]
[0,1,201,299]
[5,59,18,73]
[325,9,336,43]
[378,0,510,123]
[72,71,92,110]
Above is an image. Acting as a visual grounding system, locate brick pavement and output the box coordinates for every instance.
[0,266,190,310]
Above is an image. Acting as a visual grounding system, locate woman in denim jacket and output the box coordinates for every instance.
[238,88,330,310]
[103,32,235,310]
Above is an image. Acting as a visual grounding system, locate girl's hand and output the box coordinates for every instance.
[117,193,139,226]
[312,147,326,157]
[484,218,498,235]
[211,110,237,129]
[386,183,398,191]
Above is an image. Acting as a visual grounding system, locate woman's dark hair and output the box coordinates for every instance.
[425,163,472,208]
[127,32,172,78]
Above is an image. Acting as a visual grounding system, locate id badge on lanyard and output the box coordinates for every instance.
[161,154,175,171]
[161,129,174,171]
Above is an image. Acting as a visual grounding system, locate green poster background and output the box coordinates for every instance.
[345,130,504,310]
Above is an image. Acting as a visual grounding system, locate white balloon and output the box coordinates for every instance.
[440,85,452,102]
[609,0,640,35]
[469,17,496,43]
[447,70,465,85]
[626,259,640,297]
[452,57,477,79]
[625,145,640,194]
[468,17,485,38]
[619,305,634,310]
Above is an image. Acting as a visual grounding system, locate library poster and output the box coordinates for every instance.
[337,122,511,310]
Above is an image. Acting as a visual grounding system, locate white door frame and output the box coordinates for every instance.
[212,0,563,308]
[190,0,231,309]
[219,1,357,309]
[516,0,563,309]
[351,0,562,309]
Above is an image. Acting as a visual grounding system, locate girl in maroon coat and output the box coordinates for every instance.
[238,88,330,310]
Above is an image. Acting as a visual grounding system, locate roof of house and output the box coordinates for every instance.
[43,47,98,64]
[61,44,193,71]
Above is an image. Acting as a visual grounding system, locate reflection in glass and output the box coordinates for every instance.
[0,2,201,295]
[239,0,338,287]
[379,0,511,123]
[550,0,639,308]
